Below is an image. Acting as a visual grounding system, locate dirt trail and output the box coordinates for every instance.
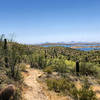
[22,65,71,100]
[23,66,48,100]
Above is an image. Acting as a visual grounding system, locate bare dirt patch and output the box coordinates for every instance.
[22,68,48,100]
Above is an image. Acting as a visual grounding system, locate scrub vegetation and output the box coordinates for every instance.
[0,34,100,100]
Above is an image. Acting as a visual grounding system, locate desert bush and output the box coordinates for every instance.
[6,69,21,81]
[77,79,97,100]
[44,66,54,74]
[46,78,76,94]
[65,60,75,67]
[78,88,97,100]
[46,77,97,100]
[13,88,22,100]
[52,59,68,73]
[19,63,26,72]
[28,53,46,69]
[80,62,97,76]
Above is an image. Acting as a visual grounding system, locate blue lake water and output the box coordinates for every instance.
[42,45,100,51]
[76,48,100,51]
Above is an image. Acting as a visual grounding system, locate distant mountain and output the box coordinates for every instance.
[39,41,100,46]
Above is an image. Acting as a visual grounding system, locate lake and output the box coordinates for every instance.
[41,44,100,51]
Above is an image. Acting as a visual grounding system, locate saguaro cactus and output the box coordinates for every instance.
[45,50,47,58]
[5,57,8,67]
[4,39,8,67]
[4,39,7,49]
[76,61,79,75]
[85,56,88,62]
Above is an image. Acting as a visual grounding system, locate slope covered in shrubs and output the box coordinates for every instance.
[0,34,100,100]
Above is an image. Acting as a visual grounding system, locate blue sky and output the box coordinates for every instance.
[0,0,100,44]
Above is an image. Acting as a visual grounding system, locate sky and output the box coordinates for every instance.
[0,0,100,44]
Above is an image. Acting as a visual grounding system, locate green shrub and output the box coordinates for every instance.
[28,53,46,69]
[80,62,97,76]
[78,79,97,100]
[52,59,68,73]
[78,88,97,100]
[65,60,75,67]
[44,66,54,74]
[46,78,76,94]
[46,77,97,100]
[6,66,23,81]
[13,88,22,100]
[19,63,26,72]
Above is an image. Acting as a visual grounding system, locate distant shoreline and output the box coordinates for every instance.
[40,43,100,46]
[39,43,100,49]
[71,46,100,49]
